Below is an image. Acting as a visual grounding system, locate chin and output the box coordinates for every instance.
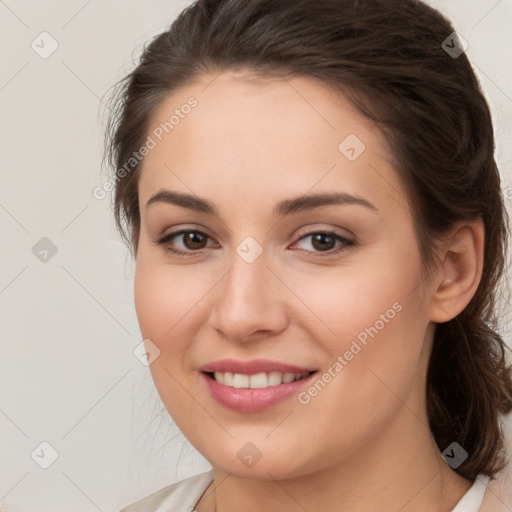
[198,438,319,482]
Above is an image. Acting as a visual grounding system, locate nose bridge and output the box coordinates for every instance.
[209,236,287,340]
[221,240,271,314]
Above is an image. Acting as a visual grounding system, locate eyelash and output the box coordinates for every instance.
[153,229,356,258]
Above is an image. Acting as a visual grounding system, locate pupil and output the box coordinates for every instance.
[186,232,205,249]
[313,233,334,251]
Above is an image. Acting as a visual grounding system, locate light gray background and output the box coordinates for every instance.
[1,1,511,510]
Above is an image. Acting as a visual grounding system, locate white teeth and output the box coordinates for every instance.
[282,372,296,383]
[249,373,268,388]
[232,373,250,388]
[267,371,282,386]
[211,371,309,388]
[223,372,233,386]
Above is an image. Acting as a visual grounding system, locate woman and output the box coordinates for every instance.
[104,0,512,510]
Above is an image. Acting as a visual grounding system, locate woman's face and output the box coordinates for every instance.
[134,70,437,479]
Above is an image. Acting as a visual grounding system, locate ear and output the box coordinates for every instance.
[429,218,485,323]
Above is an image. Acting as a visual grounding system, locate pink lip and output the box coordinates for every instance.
[199,359,318,413]
[200,358,316,375]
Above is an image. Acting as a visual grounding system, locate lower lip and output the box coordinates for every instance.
[201,372,317,412]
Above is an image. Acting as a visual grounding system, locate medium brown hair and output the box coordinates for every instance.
[103,0,512,480]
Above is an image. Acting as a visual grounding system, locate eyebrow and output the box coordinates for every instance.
[146,189,378,216]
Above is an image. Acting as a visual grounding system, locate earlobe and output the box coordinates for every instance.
[429,219,485,323]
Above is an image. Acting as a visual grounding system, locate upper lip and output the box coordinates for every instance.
[200,358,317,375]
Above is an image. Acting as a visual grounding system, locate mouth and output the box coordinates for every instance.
[200,360,319,412]
[202,370,317,389]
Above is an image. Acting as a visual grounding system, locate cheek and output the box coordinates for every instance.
[292,254,420,355]
[304,248,427,398]
[133,253,210,380]
[293,273,427,466]
[133,258,200,422]
[134,252,193,343]
[134,261,164,340]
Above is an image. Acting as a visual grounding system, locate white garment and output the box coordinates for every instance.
[451,475,490,512]
[118,471,491,512]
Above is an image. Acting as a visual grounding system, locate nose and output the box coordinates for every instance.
[207,246,288,344]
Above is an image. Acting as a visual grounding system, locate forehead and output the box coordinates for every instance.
[138,70,409,218]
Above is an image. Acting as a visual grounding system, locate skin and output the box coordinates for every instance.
[133,70,484,511]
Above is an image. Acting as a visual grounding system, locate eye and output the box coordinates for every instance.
[153,229,355,257]
[153,229,215,256]
[291,231,355,255]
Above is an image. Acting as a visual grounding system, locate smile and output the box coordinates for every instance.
[206,370,314,388]
[200,362,319,412]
